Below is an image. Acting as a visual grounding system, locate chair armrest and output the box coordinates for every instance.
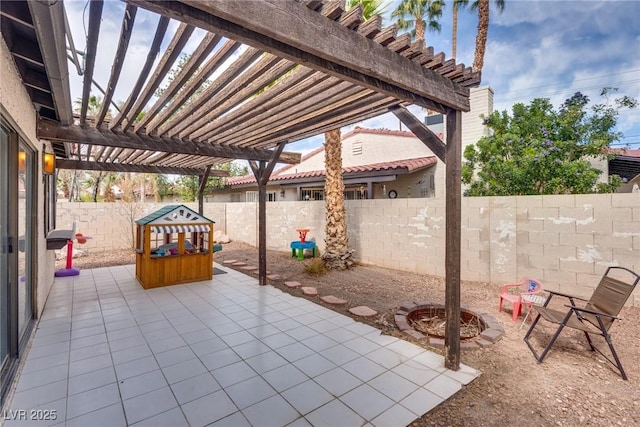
[564,305,620,320]
[547,290,588,301]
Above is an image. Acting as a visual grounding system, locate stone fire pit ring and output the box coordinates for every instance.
[395,303,504,351]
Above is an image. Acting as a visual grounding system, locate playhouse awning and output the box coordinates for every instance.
[150,225,211,234]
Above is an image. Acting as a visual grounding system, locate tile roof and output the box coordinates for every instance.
[341,126,418,140]
[252,126,444,180]
[226,156,437,186]
[607,148,640,157]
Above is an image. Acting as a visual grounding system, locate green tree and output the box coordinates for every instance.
[470,0,505,72]
[462,89,638,196]
[175,162,249,202]
[347,0,388,19]
[177,176,199,202]
[391,0,445,43]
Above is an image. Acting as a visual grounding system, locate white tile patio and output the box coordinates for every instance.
[3,264,479,427]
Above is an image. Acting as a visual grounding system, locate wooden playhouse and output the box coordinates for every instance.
[135,205,214,289]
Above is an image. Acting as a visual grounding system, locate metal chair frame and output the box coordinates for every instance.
[524,266,639,380]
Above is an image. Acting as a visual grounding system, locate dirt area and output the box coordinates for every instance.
[60,242,640,426]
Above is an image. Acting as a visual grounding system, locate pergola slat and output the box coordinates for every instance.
[122,22,195,132]
[129,0,472,112]
[194,67,320,142]
[96,5,137,127]
[134,31,222,132]
[144,39,242,135]
[187,58,298,140]
[109,16,170,130]
[176,54,289,139]
[227,84,372,147]
[211,77,348,145]
[79,0,103,127]
[160,47,264,137]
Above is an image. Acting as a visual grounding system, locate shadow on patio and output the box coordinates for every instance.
[5,265,478,427]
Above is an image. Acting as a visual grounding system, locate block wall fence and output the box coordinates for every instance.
[57,193,640,306]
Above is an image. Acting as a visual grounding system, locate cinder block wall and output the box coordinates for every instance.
[57,193,640,305]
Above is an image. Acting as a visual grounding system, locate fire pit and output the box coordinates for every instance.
[395,303,504,350]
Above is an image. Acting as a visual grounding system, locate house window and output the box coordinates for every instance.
[344,187,368,200]
[301,189,324,201]
[429,174,435,190]
[352,141,363,155]
[245,191,276,202]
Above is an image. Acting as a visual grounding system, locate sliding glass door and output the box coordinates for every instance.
[0,126,9,373]
[0,121,37,405]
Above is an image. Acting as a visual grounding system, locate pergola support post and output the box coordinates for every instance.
[198,166,211,215]
[250,143,285,285]
[444,108,462,371]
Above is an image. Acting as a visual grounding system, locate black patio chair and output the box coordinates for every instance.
[524,266,640,380]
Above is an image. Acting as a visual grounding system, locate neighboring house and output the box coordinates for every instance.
[609,149,640,192]
[212,87,494,202]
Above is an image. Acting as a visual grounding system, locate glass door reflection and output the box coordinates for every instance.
[17,142,33,339]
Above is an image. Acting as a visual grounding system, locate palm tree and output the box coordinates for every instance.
[471,0,505,72]
[322,0,388,270]
[451,0,469,59]
[391,0,445,43]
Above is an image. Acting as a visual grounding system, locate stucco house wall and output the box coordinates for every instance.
[1,37,55,316]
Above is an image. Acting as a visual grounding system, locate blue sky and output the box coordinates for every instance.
[65,0,640,154]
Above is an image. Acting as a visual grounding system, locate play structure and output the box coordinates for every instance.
[54,232,91,277]
[290,228,317,261]
[135,205,215,289]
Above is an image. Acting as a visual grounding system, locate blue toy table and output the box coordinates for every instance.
[290,241,317,260]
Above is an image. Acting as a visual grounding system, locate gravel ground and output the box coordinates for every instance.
[59,242,640,426]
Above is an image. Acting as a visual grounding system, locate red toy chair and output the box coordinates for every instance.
[498,278,543,322]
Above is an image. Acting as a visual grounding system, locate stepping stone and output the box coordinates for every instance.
[320,295,347,305]
[284,281,302,288]
[301,287,318,296]
[267,274,281,280]
[222,259,238,265]
[349,306,378,317]
[240,265,257,270]
[231,262,247,267]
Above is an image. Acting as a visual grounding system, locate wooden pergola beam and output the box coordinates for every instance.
[127,0,470,113]
[389,105,446,163]
[37,119,302,164]
[96,5,137,127]
[55,159,227,176]
[79,0,103,127]
[109,16,170,130]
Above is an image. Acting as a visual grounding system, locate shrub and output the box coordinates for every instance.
[304,257,328,276]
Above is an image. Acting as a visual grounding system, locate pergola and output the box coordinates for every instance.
[1,0,480,370]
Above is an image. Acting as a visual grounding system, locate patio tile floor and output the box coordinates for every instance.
[4,264,479,427]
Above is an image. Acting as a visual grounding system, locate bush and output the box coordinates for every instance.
[304,257,327,276]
